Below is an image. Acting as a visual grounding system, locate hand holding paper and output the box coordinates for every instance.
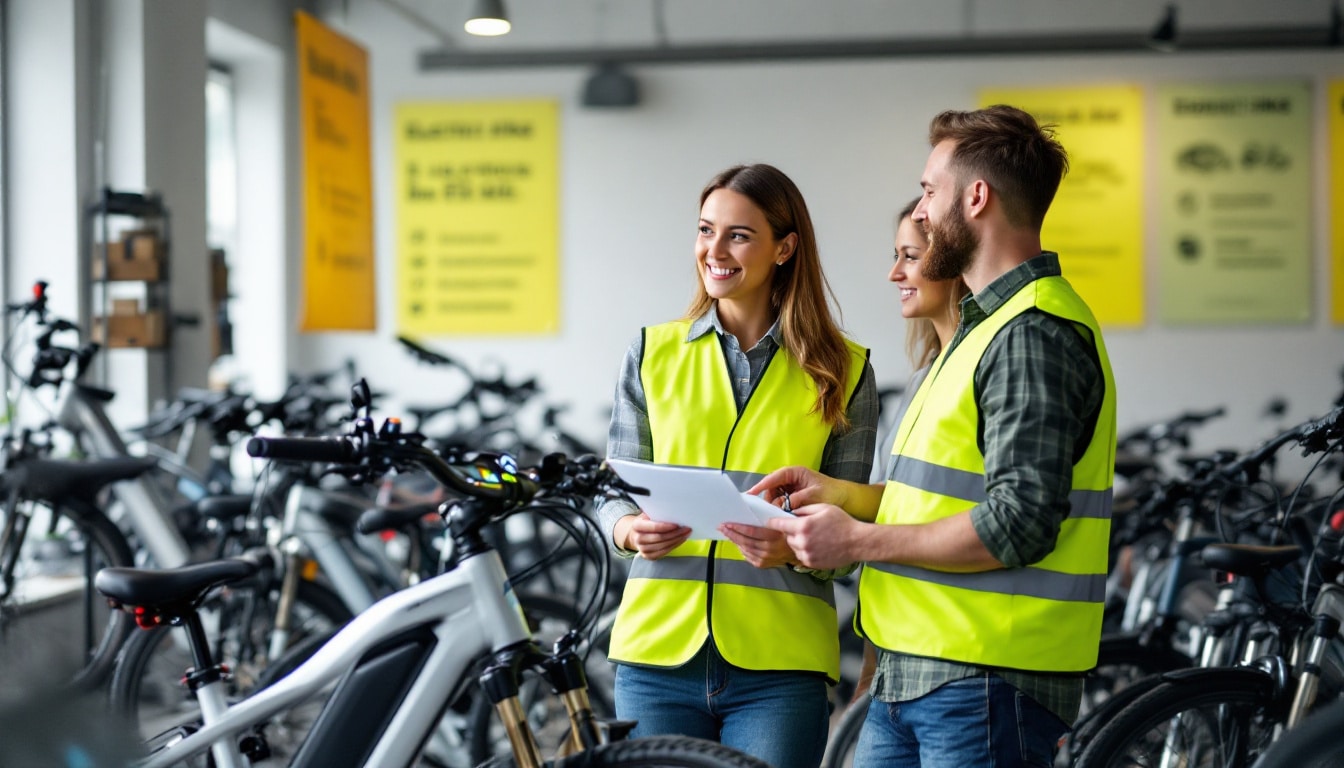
[605,458,794,541]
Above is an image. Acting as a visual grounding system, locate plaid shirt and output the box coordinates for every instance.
[596,307,880,579]
[870,252,1106,726]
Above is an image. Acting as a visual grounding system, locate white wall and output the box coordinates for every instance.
[6,0,1342,476]
[286,0,1344,471]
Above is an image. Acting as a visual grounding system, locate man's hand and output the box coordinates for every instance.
[614,512,691,560]
[765,503,865,571]
[719,522,796,569]
[746,466,845,508]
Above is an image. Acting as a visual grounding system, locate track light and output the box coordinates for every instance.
[1149,4,1177,52]
[465,0,510,37]
[582,62,640,108]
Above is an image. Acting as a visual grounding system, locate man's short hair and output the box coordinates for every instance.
[929,105,1069,230]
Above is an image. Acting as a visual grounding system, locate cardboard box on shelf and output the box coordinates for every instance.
[91,309,166,349]
[110,298,139,316]
[92,229,164,281]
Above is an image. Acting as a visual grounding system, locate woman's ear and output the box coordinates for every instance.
[776,233,798,265]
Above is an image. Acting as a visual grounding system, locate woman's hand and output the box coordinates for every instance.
[718,523,796,569]
[615,512,691,560]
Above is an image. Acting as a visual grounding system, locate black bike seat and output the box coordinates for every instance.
[1200,543,1301,579]
[0,456,158,503]
[96,557,260,612]
[356,502,439,535]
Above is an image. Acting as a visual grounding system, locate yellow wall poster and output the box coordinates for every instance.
[295,11,375,331]
[980,85,1145,326]
[1331,80,1344,325]
[394,101,559,335]
[1155,81,1312,324]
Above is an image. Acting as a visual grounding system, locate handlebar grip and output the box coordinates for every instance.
[246,436,358,463]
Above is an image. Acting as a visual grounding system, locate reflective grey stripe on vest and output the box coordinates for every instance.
[886,456,1113,520]
[723,469,766,491]
[629,555,835,606]
[867,561,1106,603]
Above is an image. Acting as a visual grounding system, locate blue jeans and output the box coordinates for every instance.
[614,643,830,768]
[853,675,1068,768]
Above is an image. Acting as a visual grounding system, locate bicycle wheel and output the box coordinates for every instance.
[1074,667,1281,768]
[0,496,134,693]
[1058,632,1198,764]
[821,695,866,768]
[483,735,771,768]
[109,577,351,748]
[1251,696,1344,768]
[560,735,771,768]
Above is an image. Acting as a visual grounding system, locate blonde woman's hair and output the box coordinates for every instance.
[894,196,967,369]
[685,164,854,429]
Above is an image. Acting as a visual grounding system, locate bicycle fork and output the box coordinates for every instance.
[1288,583,1344,728]
[478,637,609,768]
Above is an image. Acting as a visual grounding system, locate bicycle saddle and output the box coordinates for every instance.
[1200,543,1301,580]
[356,502,439,536]
[96,555,265,618]
[0,456,158,504]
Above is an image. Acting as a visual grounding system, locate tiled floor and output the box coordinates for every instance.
[0,581,84,705]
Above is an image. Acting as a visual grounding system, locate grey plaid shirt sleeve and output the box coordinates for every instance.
[596,335,649,556]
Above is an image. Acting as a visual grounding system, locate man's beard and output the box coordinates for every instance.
[922,195,978,281]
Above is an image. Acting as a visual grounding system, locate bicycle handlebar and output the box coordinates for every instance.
[1297,405,1344,455]
[245,435,360,464]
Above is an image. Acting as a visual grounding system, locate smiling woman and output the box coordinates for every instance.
[593,163,880,768]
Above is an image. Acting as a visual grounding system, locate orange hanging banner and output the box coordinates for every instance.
[295,10,376,331]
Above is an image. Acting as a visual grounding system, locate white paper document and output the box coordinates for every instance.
[605,458,794,541]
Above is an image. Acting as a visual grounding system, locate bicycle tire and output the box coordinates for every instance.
[820,695,866,768]
[1059,633,1198,763]
[481,735,771,768]
[109,577,351,744]
[1074,667,1281,768]
[0,496,135,692]
[1251,696,1344,768]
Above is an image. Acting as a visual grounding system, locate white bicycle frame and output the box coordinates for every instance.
[138,542,535,768]
[57,383,192,568]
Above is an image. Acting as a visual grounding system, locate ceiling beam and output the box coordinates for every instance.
[419,25,1339,71]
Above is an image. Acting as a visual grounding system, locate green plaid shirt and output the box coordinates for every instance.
[870,252,1106,726]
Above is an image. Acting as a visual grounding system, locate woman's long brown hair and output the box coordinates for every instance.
[684,164,854,428]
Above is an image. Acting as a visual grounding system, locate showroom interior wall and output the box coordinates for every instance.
[5,1,1344,472]
[6,0,217,432]
[305,0,1344,468]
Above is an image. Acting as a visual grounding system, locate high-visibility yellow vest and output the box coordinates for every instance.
[858,275,1116,672]
[607,319,869,681]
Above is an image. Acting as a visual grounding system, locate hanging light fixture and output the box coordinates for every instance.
[1148,4,1178,52]
[465,0,510,36]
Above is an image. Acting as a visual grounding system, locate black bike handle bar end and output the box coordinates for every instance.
[246,436,357,463]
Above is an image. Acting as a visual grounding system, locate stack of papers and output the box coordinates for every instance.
[605,458,794,541]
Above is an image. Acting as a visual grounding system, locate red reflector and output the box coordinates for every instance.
[1331,510,1344,532]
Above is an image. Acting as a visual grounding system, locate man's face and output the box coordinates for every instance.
[913,140,979,282]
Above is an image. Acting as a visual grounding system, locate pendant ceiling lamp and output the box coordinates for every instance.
[465,0,510,37]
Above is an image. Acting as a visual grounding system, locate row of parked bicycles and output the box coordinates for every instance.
[3,277,1344,767]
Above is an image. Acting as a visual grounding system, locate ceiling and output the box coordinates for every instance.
[353,0,1343,68]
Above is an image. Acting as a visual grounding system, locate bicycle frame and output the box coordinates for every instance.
[136,541,543,768]
[57,383,191,568]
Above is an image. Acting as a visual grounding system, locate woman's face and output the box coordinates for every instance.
[889,216,957,321]
[697,188,792,307]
